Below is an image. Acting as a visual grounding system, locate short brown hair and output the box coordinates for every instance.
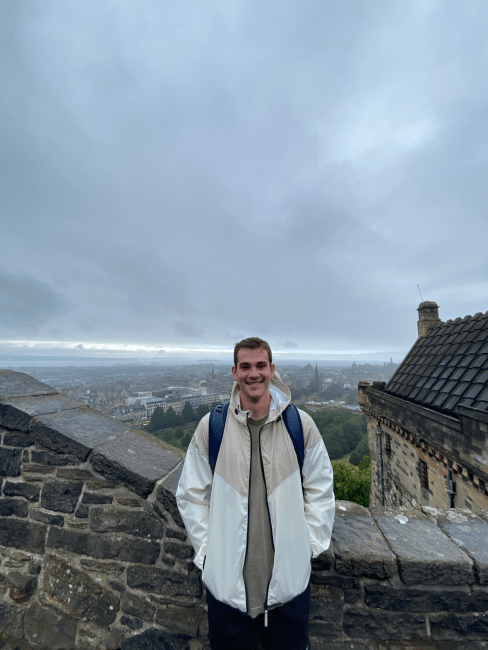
[234,337,273,367]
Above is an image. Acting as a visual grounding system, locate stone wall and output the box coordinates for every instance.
[1,369,488,650]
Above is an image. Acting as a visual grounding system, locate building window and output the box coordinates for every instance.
[385,434,391,455]
[420,460,429,489]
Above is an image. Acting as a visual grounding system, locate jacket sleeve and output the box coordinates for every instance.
[175,414,213,570]
[299,410,335,558]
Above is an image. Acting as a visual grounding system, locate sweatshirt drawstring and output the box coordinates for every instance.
[264,608,268,627]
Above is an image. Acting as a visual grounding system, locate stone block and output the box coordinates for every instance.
[121,616,143,630]
[75,505,89,518]
[120,628,187,650]
[32,449,74,466]
[424,507,488,585]
[0,448,21,476]
[3,432,35,447]
[310,571,359,591]
[1,394,79,432]
[332,501,396,579]
[80,559,125,575]
[121,590,156,621]
[164,539,194,559]
[43,555,119,626]
[0,601,25,637]
[75,621,124,650]
[342,608,428,640]
[25,602,77,650]
[90,506,164,539]
[308,586,343,638]
[371,506,474,584]
[126,565,202,598]
[155,603,203,637]
[31,509,64,526]
[0,497,28,517]
[108,580,125,592]
[0,518,46,553]
[31,407,126,461]
[364,584,488,612]
[91,429,183,498]
[3,480,40,501]
[86,479,116,490]
[82,492,113,505]
[430,612,488,640]
[117,496,143,507]
[8,571,37,603]
[46,527,160,564]
[23,463,56,475]
[57,468,94,480]
[41,478,83,513]
[157,483,185,528]
[0,370,56,400]
[165,526,187,541]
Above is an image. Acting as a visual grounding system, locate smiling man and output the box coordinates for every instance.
[176,337,335,650]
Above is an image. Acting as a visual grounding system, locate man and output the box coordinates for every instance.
[176,337,335,650]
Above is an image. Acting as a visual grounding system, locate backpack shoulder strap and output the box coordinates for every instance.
[208,402,229,475]
[282,403,304,473]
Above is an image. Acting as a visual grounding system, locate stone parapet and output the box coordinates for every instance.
[0,369,487,650]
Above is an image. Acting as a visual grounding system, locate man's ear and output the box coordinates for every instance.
[232,366,237,381]
[271,363,276,378]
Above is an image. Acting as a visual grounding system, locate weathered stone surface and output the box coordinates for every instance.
[108,580,125,592]
[165,526,187,542]
[121,615,143,630]
[47,527,160,564]
[90,506,164,539]
[3,432,35,447]
[0,448,22,476]
[31,509,64,526]
[82,492,113,505]
[41,478,83,513]
[117,496,143,507]
[0,497,29,517]
[42,555,119,626]
[8,572,37,603]
[310,571,359,591]
[120,628,187,650]
[121,590,156,621]
[86,479,116,490]
[32,449,75,466]
[0,601,24,637]
[91,430,183,498]
[342,608,428,640]
[0,518,46,553]
[364,584,488,612]
[1,394,79,432]
[0,370,56,400]
[155,604,203,637]
[126,565,202,598]
[75,621,124,650]
[423,507,488,585]
[430,612,488,640]
[80,559,125,575]
[3,480,40,501]
[56,468,93,480]
[308,586,343,638]
[31,407,126,461]
[164,539,194,559]
[371,506,474,585]
[22,463,55,475]
[25,602,77,650]
[75,505,89,518]
[332,501,396,579]
[157,483,184,528]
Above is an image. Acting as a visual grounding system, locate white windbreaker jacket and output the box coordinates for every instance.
[176,373,335,614]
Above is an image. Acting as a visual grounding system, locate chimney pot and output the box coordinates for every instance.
[417,301,441,337]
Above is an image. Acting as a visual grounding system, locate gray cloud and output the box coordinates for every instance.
[1,1,488,358]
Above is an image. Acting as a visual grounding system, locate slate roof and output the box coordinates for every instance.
[386,310,488,417]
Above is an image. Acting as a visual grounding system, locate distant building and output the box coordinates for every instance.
[359,301,488,513]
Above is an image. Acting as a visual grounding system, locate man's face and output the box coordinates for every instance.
[232,347,276,404]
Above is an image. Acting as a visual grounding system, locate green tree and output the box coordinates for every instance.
[349,438,369,466]
[148,407,166,432]
[331,458,371,507]
[182,401,195,424]
[164,406,182,428]
[197,404,209,418]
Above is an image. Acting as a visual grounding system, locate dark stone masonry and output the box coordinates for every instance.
[0,368,487,650]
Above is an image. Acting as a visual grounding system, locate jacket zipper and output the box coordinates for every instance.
[243,413,251,617]
[259,421,275,627]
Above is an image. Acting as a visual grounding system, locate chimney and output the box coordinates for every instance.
[417,301,441,337]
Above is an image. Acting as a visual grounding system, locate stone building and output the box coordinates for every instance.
[359,301,488,513]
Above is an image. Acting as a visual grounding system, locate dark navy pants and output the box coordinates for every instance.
[206,582,310,650]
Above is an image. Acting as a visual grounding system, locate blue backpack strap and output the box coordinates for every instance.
[282,403,304,473]
[208,402,229,475]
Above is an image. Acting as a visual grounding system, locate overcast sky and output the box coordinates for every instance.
[1,0,487,362]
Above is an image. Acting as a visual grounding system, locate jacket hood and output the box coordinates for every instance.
[230,371,291,422]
